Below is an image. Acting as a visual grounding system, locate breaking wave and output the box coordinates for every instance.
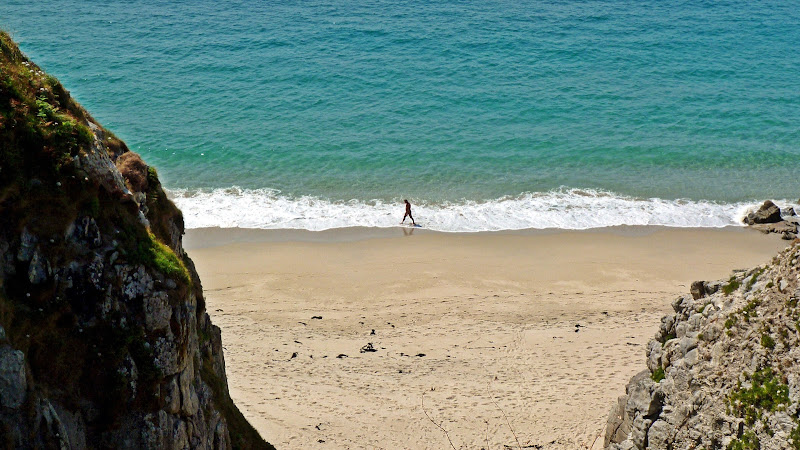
[168,187,794,232]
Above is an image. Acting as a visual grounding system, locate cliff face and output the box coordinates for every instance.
[605,240,800,449]
[0,32,273,449]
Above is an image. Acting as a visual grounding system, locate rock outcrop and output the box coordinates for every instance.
[0,31,273,449]
[744,201,799,241]
[605,240,800,449]
[744,201,784,225]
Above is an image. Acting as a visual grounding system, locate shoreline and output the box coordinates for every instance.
[187,226,788,449]
[184,224,759,249]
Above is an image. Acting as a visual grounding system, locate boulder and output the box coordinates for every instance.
[743,200,782,225]
[690,281,706,300]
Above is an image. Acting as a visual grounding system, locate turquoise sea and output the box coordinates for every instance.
[2,0,799,231]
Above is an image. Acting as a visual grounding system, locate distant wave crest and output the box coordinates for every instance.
[167,187,792,232]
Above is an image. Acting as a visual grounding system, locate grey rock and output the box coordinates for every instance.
[629,415,652,449]
[662,339,681,368]
[625,370,662,418]
[686,313,704,332]
[144,292,172,331]
[165,376,181,414]
[675,321,687,339]
[179,363,200,416]
[118,265,155,301]
[782,206,796,217]
[705,281,722,295]
[0,345,27,408]
[690,281,706,300]
[770,411,796,437]
[645,419,670,450]
[138,210,151,228]
[83,122,131,197]
[657,315,675,342]
[214,420,230,450]
[646,341,662,372]
[679,337,697,355]
[173,419,189,450]
[671,296,687,313]
[153,334,181,376]
[684,348,699,366]
[605,395,631,448]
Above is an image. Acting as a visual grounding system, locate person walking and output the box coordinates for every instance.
[401,199,416,226]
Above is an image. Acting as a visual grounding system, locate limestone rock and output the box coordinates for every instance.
[605,396,631,447]
[605,241,800,449]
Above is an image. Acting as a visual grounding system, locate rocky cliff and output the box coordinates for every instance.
[605,239,800,449]
[0,31,273,449]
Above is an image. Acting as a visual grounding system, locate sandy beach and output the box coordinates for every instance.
[185,227,787,450]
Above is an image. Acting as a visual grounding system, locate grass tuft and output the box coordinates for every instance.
[722,276,741,296]
[727,430,759,450]
[727,367,789,426]
[128,232,190,285]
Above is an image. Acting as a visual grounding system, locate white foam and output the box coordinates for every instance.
[167,187,796,232]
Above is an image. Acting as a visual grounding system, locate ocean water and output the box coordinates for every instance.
[2,0,799,231]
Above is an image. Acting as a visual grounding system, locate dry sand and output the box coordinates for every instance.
[185,227,787,450]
